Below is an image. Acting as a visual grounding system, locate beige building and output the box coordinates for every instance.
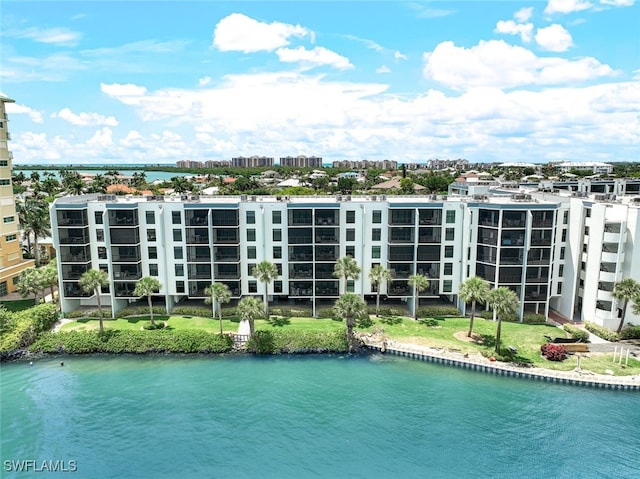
[0,95,35,296]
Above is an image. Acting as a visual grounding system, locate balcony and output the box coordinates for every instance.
[290,282,313,296]
[290,266,313,279]
[59,234,90,245]
[315,282,339,297]
[108,211,138,227]
[501,233,525,247]
[211,210,239,226]
[113,268,142,281]
[418,227,441,244]
[111,246,141,263]
[57,211,88,226]
[63,285,91,298]
[502,212,526,228]
[288,210,312,226]
[212,229,239,244]
[289,247,313,262]
[289,228,313,244]
[388,282,410,296]
[187,230,211,244]
[214,265,239,279]
[601,251,620,263]
[389,210,414,226]
[109,229,140,245]
[389,228,414,243]
[315,246,338,262]
[61,267,89,281]
[60,246,90,263]
[315,212,338,225]
[186,211,208,227]
[188,246,212,262]
[213,247,239,262]
[114,284,137,297]
[418,210,441,225]
[500,252,524,265]
[389,266,412,279]
[598,281,614,292]
[315,228,338,244]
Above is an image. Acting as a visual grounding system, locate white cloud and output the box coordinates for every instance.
[82,39,190,57]
[394,51,408,61]
[495,20,534,43]
[599,0,634,6]
[4,103,43,123]
[514,7,535,22]
[275,46,353,70]
[53,108,118,127]
[7,26,81,46]
[535,24,574,52]
[198,76,212,87]
[342,35,384,52]
[87,127,114,148]
[376,65,391,74]
[0,53,86,82]
[544,0,593,14]
[213,13,309,53]
[422,40,611,90]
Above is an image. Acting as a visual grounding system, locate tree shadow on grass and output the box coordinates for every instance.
[267,316,291,327]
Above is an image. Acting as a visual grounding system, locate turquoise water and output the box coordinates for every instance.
[1,355,639,479]
[14,169,191,182]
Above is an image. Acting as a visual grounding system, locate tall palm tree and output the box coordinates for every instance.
[459,276,490,337]
[20,197,51,267]
[408,274,430,320]
[204,282,231,335]
[333,293,368,353]
[43,258,59,305]
[17,267,45,305]
[236,296,264,337]
[333,256,361,295]
[612,278,640,333]
[79,269,109,333]
[486,287,520,354]
[369,265,391,317]
[252,261,279,317]
[133,277,162,326]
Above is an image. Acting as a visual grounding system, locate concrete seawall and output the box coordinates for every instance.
[364,339,640,391]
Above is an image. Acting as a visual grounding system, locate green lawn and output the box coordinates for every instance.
[58,314,640,376]
[1,298,37,312]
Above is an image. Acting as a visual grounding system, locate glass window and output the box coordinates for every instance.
[372,246,381,259]
[557,282,562,295]
[5,234,16,242]
[94,211,103,224]
[446,210,456,223]
[146,211,155,224]
[444,263,453,275]
[174,246,183,259]
[274,280,283,293]
[560,246,565,260]
[585,208,591,218]
[346,246,355,257]
[96,229,104,242]
[147,229,156,242]
[246,211,255,224]
[347,280,354,293]
[249,280,257,293]
[273,246,282,259]
[346,210,356,223]
[559,265,564,277]
[346,228,355,241]
[273,229,282,242]
[272,211,281,224]
[172,211,181,225]
[445,228,455,241]
[372,210,382,224]
[563,211,568,225]
[372,228,381,241]
[176,281,185,293]
[444,246,454,258]
[247,246,256,259]
[148,247,157,259]
[248,263,256,276]
[584,226,589,236]
[247,229,256,242]
[175,264,184,276]
[561,229,567,242]
[3,216,14,224]
[98,247,107,259]
[443,280,452,293]
[173,229,182,242]
[149,264,158,276]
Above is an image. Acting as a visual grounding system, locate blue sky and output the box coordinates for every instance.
[1,0,638,165]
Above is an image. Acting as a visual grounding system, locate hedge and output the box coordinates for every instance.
[584,321,618,342]
[416,306,460,318]
[562,324,590,342]
[30,330,234,354]
[65,308,113,319]
[619,324,640,340]
[170,306,213,318]
[1,304,60,353]
[246,329,349,354]
[480,310,519,322]
[115,306,167,318]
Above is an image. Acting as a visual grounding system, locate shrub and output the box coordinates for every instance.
[417,306,460,318]
[316,308,335,319]
[246,331,276,354]
[374,306,409,317]
[356,316,374,328]
[584,321,618,342]
[115,306,167,319]
[170,306,212,318]
[418,318,439,327]
[541,343,567,361]
[30,330,234,354]
[523,314,547,324]
[619,324,640,340]
[480,310,519,322]
[143,321,165,330]
[0,304,61,354]
[563,324,590,342]
[65,308,113,319]
[270,306,312,318]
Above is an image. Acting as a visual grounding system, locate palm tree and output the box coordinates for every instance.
[369,265,391,317]
[17,267,45,305]
[204,282,231,335]
[333,256,361,295]
[333,293,368,353]
[133,277,162,326]
[459,276,490,337]
[252,261,279,317]
[408,274,430,320]
[20,197,51,267]
[486,287,520,354]
[236,296,264,337]
[612,278,640,333]
[42,258,59,304]
[79,269,109,333]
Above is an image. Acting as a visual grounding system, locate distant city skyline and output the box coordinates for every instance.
[1,1,638,165]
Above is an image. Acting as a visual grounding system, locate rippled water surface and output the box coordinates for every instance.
[2,355,639,478]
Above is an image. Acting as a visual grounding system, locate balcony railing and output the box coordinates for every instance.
[59,235,90,245]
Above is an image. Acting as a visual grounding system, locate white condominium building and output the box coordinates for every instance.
[50,187,640,330]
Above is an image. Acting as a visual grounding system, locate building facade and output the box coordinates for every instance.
[231,156,274,168]
[51,187,640,330]
[279,156,323,168]
[0,96,35,296]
